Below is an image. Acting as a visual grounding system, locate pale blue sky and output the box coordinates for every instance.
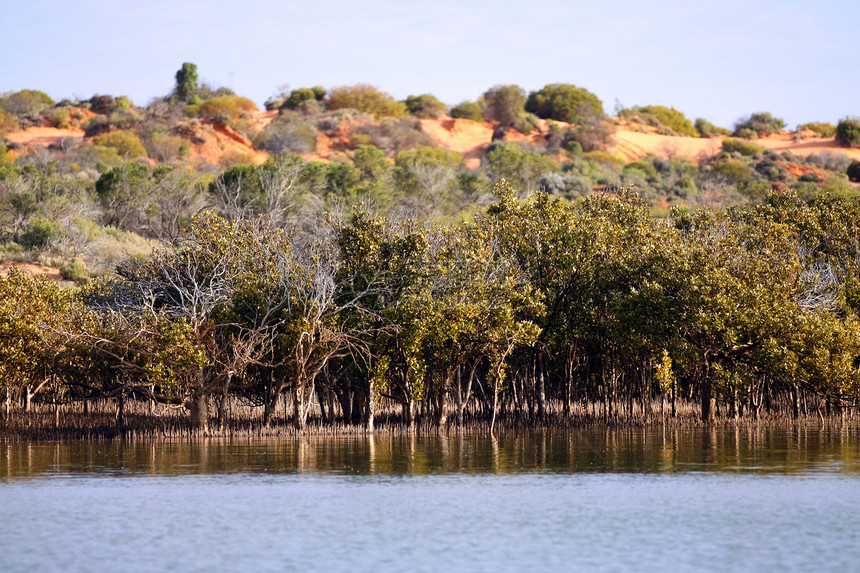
[3,0,857,129]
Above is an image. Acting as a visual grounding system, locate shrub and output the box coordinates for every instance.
[807,151,853,172]
[189,95,258,124]
[525,83,604,124]
[847,161,860,182]
[582,150,624,165]
[404,94,447,119]
[282,88,318,110]
[798,172,821,183]
[60,257,89,283]
[712,159,753,183]
[0,89,54,116]
[47,107,70,129]
[633,105,698,136]
[450,100,484,121]
[735,128,758,140]
[21,216,65,249]
[798,122,836,138]
[328,84,406,119]
[836,117,860,148]
[143,129,185,162]
[734,112,786,137]
[93,130,148,159]
[0,108,18,134]
[694,118,731,137]
[722,138,763,157]
[482,85,527,128]
[349,117,433,155]
[253,118,317,154]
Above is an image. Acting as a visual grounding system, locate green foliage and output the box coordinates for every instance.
[93,130,148,159]
[328,84,406,119]
[482,85,527,128]
[404,94,447,119]
[173,62,199,103]
[694,118,731,137]
[60,257,89,283]
[21,215,65,249]
[734,112,786,137]
[449,100,484,122]
[712,159,754,184]
[0,108,18,134]
[188,95,258,124]
[633,105,699,136]
[0,89,54,116]
[836,117,860,148]
[282,87,325,111]
[484,142,559,192]
[525,83,604,124]
[847,161,860,183]
[798,122,836,137]
[722,138,763,157]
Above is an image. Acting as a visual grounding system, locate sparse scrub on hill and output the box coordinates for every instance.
[807,151,853,173]
[187,95,258,127]
[93,130,148,160]
[403,94,447,119]
[694,118,731,137]
[631,105,699,137]
[734,112,786,137]
[525,83,604,125]
[328,84,406,119]
[711,159,754,184]
[281,87,327,111]
[253,117,317,155]
[836,117,860,148]
[0,108,18,134]
[0,89,54,116]
[722,138,763,157]
[349,117,434,156]
[798,122,836,138]
[449,100,484,122]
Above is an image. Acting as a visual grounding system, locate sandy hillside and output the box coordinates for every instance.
[611,129,860,164]
[5,126,85,156]
[419,118,494,168]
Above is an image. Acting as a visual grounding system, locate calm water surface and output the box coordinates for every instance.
[2,426,860,572]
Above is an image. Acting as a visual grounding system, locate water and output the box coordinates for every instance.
[2,426,860,572]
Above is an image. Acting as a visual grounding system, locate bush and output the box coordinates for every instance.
[694,118,731,137]
[93,130,148,159]
[349,117,433,155]
[253,119,317,154]
[798,122,836,138]
[0,89,54,116]
[0,108,18,134]
[60,257,89,283]
[734,112,786,137]
[47,107,70,129]
[450,100,484,122]
[174,63,199,103]
[836,117,860,148]
[21,216,65,249]
[404,94,447,119]
[189,95,258,124]
[328,84,406,119]
[143,129,185,162]
[525,83,604,124]
[847,161,860,182]
[632,105,698,136]
[282,88,319,110]
[807,151,853,172]
[712,159,753,184]
[482,85,527,128]
[721,138,763,157]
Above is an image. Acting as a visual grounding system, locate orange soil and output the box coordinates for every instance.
[0,261,64,282]
[419,118,494,169]
[187,120,268,166]
[5,126,85,156]
[611,128,860,164]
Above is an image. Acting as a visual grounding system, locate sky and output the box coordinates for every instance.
[2,0,858,129]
